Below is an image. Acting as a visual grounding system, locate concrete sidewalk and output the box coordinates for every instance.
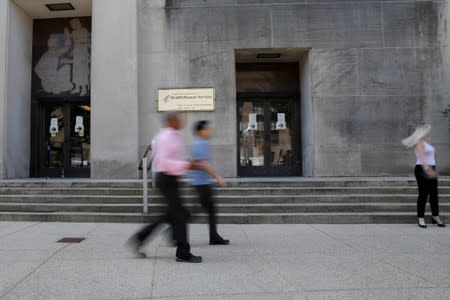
[0,222,449,300]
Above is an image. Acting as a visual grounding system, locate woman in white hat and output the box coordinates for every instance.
[402,124,445,228]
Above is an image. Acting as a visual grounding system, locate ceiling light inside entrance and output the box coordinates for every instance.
[256,53,282,59]
[45,3,75,11]
[79,105,91,112]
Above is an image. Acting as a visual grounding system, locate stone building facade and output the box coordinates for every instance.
[0,0,449,179]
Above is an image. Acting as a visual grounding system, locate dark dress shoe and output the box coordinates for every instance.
[210,238,230,245]
[418,222,427,229]
[176,253,202,263]
[432,218,446,227]
[126,236,146,258]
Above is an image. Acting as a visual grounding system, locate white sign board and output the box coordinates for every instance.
[248,113,257,130]
[158,88,215,111]
[276,113,286,130]
[49,118,59,137]
[75,116,84,137]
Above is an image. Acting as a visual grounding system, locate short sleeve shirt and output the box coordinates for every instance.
[190,138,211,185]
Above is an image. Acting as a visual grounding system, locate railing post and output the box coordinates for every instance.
[142,157,149,215]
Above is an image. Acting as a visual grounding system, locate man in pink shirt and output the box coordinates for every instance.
[129,111,202,263]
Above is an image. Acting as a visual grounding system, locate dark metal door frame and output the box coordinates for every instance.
[33,98,90,178]
[237,93,302,177]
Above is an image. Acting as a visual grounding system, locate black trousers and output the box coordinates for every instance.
[136,173,190,256]
[414,165,439,218]
[195,184,219,240]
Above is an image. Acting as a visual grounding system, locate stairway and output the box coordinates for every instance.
[0,178,449,223]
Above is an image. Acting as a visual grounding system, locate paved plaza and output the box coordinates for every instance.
[0,222,449,299]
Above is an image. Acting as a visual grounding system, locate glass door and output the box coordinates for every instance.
[45,103,65,177]
[239,102,266,170]
[238,98,301,177]
[67,103,90,177]
[41,101,90,177]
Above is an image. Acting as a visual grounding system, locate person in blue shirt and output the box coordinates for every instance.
[191,120,230,245]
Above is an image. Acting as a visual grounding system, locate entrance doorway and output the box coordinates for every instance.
[35,100,91,178]
[30,17,92,178]
[236,62,301,177]
[238,98,300,176]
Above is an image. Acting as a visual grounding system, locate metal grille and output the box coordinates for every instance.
[57,237,85,243]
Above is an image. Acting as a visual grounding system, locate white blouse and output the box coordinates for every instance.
[415,141,436,166]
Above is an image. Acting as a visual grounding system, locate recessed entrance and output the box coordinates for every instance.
[36,100,91,178]
[30,16,92,178]
[236,60,302,177]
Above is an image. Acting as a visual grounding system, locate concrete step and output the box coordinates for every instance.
[1,202,450,214]
[0,182,144,189]
[3,186,449,196]
[0,194,449,204]
[1,178,449,224]
[0,178,449,188]
[1,211,449,224]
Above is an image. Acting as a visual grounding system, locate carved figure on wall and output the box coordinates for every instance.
[34,33,73,94]
[69,18,90,96]
[34,18,91,96]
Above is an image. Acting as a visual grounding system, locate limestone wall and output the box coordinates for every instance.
[0,1,32,179]
[90,0,140,178]
[5,2,32,178]
[0,0,8,179]
[435,0,450,174]
[137,0,450,177]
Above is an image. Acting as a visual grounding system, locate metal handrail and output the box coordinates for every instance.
[142,157,149,215]
[139,144,152,215]
[138,144,152,170]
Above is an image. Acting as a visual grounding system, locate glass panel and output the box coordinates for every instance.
[239,101,265,167]
[69,104,90,168]
[270,102,294,167]
[47,104,64,168]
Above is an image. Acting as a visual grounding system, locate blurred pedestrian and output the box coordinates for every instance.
[190,120,230,245]
[129,111,203,263]
[402,124,446,228]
